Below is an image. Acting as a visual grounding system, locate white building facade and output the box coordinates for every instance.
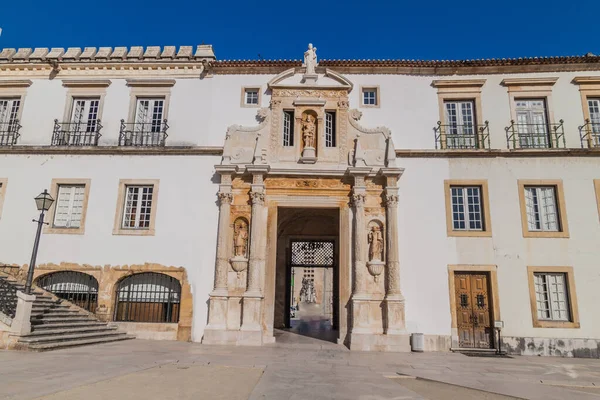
[0,44,599,357]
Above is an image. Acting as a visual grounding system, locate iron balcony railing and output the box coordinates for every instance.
[505,120,565,149]
[0,120,21,146]
[52,119,102,146]
[0,277,18,319]
[119,119,169,147]
[578,119,600,148]
[434,121,490,149]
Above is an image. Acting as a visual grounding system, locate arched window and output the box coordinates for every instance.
[36,271,99,312]
[114,272,181,323]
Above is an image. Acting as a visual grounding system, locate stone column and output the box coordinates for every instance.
[11,291,36,335]
[240,165,270,343]
[348,167,371,335]
[205,165,237,333]
[381,168,406,335]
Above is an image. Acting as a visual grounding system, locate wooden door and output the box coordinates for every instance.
[454,272,493,349]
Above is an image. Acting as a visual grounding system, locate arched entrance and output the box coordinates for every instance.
[36,271,99,312]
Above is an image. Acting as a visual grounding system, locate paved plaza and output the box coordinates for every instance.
[0,335,599,400]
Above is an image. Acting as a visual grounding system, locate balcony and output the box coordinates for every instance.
[434,121,490,149]
[52,119,102,146]
[505,120,565,149]
[119,119,168,147]
[0,120,21,146]
[578,119,600,148]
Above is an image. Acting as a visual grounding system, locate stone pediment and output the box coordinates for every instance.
[267,67,353,91]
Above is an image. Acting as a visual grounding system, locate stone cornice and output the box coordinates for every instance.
[431,79,486,88]
[126,78,176,87]
[501,77,558,87]
[572,76,600,85]
[62,79,111,88]
[0,146,223,156]
[0,79,33,87]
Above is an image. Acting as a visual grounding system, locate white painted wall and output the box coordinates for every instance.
[2,66,600,344]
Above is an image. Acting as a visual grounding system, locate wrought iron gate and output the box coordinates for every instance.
[37,271,99,313]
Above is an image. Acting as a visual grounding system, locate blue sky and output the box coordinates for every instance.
[0,0,597,61]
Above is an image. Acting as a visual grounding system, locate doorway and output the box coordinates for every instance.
[273,208,339,343]
[453,272,494,349]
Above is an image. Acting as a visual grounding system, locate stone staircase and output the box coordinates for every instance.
[0,273,134,351]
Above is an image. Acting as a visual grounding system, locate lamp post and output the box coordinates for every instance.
[24,190,54,294]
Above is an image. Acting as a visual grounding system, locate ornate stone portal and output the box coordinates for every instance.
[203,45,409,351]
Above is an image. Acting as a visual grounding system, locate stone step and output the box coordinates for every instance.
[24,335,135,352]
[31,310,83,318]
[32,321,108,330]
[19,330,127,344]
[32,304,70,311]
[32,316,97,324]
[21,326,118,337]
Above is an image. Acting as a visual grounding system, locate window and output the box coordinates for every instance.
[587,98,600,146]
[114,272,181,323]
[0,178,6,220]
[534,273,570,321]
[283,110,294,147]
[113,179,159,236]
[450,186,483,231]
[53,185,86,228]
[45,179,91,235]
[122,185,154,229]
[527,266,579,328]
[517,180,569,238]
[70,98,100,132]
[361,87,379,107]
[444,180,492,237]
[242,88,260,107]
[444,100,476,148]
[515,99,549,148]
[135,98,164,133]
[0,98,21,146]
[325,111,336,147]
[524,186,558,232]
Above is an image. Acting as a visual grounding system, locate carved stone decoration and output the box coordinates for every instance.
[385,194,399,207]
[348,109,397,167]
[217,192,233,205]
[230,218,249,278]
[368,223,384,262]
[303,43,318,76]
[222,108,270,165]
[250,191,265,206]
[367,220,385,282]
[299,111,318,163]
[351,193,366,208]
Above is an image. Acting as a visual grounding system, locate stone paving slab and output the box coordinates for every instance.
[1,339,600,400]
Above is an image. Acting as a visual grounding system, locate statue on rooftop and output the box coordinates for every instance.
[304,43,318,75]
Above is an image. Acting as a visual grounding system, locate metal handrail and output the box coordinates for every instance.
[578,119,600,148]
[0,120,21,146]
[504,119,566,149]
[433,121,490,149]
[119,119,169,147]
[52,119,102,146]
[0,277,18,319]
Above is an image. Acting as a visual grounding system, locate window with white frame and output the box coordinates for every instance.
[0,98,21,127]
[135,98,164,133]
[283,110,294,147]
[524,186,559,232]
[325,111,336,147]
[244,88,259,106]
[587,98,600,143]
[450,186,484,231]
[534,272,570,321]
[71,98,100,132]
[362,88,378,106]
[515,99,549,148]
[53,185,86,228]
[122,185,154,229]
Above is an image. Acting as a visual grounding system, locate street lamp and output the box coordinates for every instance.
[24,190,54,294]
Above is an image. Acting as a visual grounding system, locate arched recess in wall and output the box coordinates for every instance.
[36,271,99,313]
[113,272,181,323]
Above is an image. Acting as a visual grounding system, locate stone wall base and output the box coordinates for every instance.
[415,334,452,352]
[503,336,600,359]
[349,332,411,352]
[202,328,262,346]
[109,322,178,341]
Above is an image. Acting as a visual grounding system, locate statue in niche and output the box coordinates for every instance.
[233,219,248,258]
[368,225,384,261]
[301,114,316,148]
[304,43,318,75]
